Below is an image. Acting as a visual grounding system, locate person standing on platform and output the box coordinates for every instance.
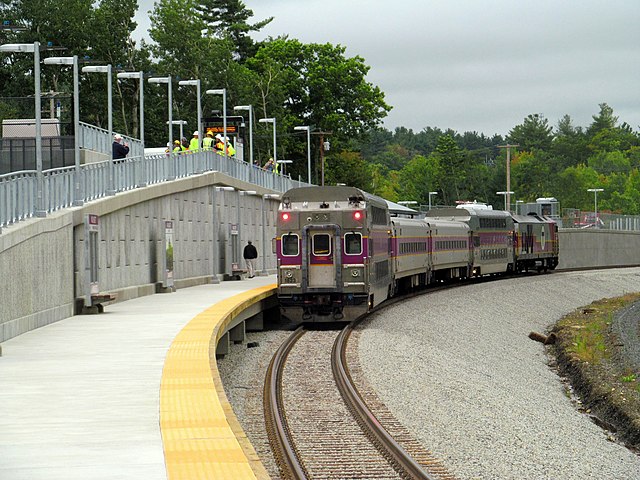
[202,131,214,151]
[189,130,200,152]
[112,133,129,159]
[243,240,258,278]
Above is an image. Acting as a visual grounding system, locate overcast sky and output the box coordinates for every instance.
[134,0,640,137]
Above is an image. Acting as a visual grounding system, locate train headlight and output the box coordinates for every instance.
[351,270,360,277]
[353,211,363,221]
[281,212,291,222]
[285,270,294,279]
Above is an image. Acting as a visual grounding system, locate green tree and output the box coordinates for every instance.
[587,102,618,137]
[195,0,273,60]
[324,150,372,191]
[507,113,553,151]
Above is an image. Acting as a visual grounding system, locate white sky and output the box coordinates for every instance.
[134,0,640,137]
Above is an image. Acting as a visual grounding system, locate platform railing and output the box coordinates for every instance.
[0,149,307,232]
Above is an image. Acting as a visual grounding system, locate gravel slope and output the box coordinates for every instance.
[358,268,640,480]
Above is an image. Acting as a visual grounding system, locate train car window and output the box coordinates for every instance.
[282,234,299,256]
[345,232,362,255]
[312,233,331,256]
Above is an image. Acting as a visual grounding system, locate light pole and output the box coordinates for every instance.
[261,193,280,275]
[515,200,524,215]
[277,159,292,177]
[167,120,187,142]
[148,76,173,149]
[206,89,227,160]
[496,191,514,211]
[82,64,115,195]
[45,55,83,206]
[293,125,311,185]
[116,71,144,149]
[178,79,201,150]
[294,125,311,184]
[1,42,46,216]
[212,186,235,283]
[234,105,253,165]
[587,188,604,228]
[428,191,438,211]
[259,117,277,167]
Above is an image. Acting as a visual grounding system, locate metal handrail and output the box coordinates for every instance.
[0,149,307,231]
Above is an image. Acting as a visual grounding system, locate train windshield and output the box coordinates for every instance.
[312,233,331,256]
[344,232,362,255]
[282,234,299,256]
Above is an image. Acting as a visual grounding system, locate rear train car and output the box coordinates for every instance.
[276,185,392,323]
[511,213,559,272]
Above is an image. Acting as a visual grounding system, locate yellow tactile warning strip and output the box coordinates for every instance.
[160,285,276,480]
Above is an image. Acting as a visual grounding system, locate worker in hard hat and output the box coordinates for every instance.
[189,130,200,152]
[172,139,183,153]
[202,131,214,151]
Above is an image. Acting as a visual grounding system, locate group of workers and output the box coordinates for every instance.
[163,130,281,174]
[166,130,236,156]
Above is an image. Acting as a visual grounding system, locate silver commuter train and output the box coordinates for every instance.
[275,186,558,323]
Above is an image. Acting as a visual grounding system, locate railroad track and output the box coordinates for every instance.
[264,323,455,479]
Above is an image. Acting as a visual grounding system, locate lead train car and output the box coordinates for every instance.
[276,185,393,322]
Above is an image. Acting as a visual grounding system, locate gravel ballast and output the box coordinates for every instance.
[358,268,640,480]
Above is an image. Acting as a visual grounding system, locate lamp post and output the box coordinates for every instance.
[148,76,173,149]
[167,120,187,142]
[178,79,201,150]
[515,200,524,215]
[587,188,604,228]
[261,193,280,275]
[496,191,514,211]
[45,55,83,206]
[212,186,235,283]
[1,42,46,216]
[276,159,292,177]
[82,64,115,195]
[116,71,144,149]
[206,89,227,160]
[234,105,253,165]
[294,125,312,184]
[428,191,438,211]
[259,117,277,167]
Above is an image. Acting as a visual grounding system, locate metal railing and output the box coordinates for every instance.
[79,122,143,158]
[0,150,306,232]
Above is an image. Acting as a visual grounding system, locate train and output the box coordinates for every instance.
[275,185,559,323]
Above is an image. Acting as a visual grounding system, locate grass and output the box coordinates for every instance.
[553,292,640,448]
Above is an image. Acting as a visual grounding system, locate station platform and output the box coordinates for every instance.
[0,276,277,480]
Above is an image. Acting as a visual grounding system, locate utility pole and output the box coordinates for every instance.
[311,131,332,185]
[498,144,519,211]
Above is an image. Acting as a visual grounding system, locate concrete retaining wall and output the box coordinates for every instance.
[557,228,640,270]
[1,171,279,343]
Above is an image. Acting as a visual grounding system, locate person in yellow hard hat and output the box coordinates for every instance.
[172,139,183,153]
[202,131,214,151]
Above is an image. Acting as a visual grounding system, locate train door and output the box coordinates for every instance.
[307,228,338,288]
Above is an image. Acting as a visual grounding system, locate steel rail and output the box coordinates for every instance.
[263,326,309,480]
[332,322,438,480]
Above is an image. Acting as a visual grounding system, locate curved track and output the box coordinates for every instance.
[264,323,451,479]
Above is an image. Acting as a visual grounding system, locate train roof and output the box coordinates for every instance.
[281,185,388,210]
[425,207,512,219]
[511,213,557,224]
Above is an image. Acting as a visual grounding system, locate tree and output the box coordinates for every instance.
[247,39,391,141]
[324,151,372,191]
[587,102,618,136]
[507,113,553,151]
[194,0,273,60]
